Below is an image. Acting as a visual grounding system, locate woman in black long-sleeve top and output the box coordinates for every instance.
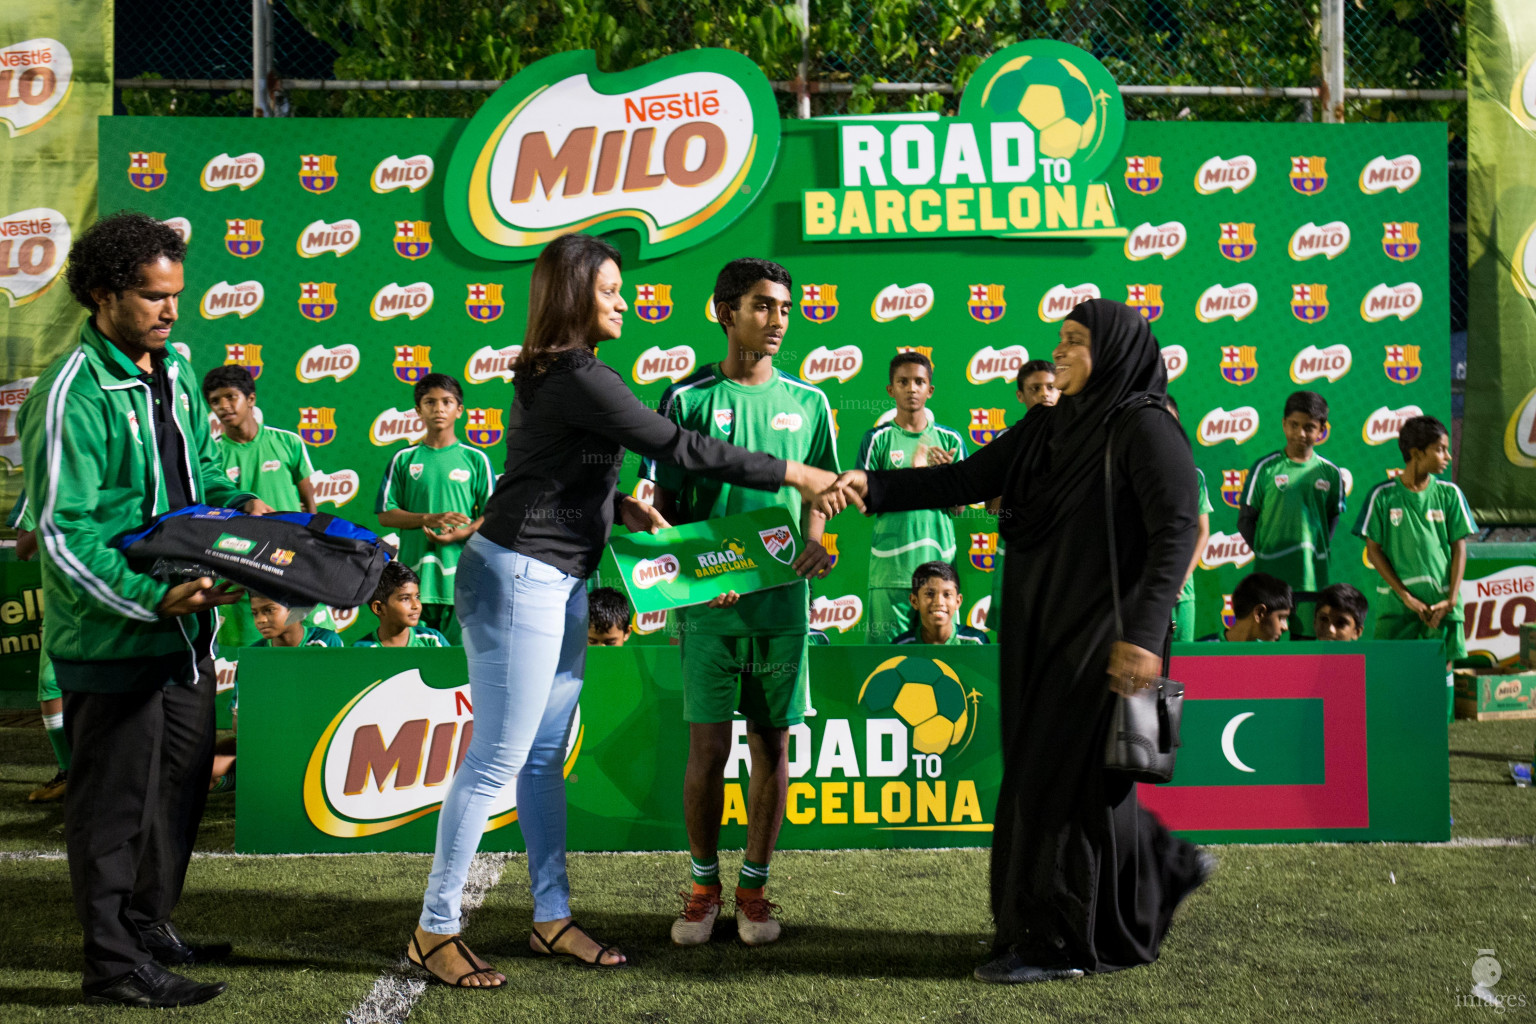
[815,299,1210,984]
[408,234,836,987]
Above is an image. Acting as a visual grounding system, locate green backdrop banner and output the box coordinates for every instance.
[236,642,1448,854]
[1,1,111,530]
[96,115,1449,651]
[0,560,42,694]
[1466,0,1536,522]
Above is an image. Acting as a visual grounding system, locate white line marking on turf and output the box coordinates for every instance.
[344,852,512,1024]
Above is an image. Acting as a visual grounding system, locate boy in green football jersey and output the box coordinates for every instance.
[375,373,494,645]
[1165,395,1213,641]
[203,365,337,651]
[1238,391,1345,638]
[1197,573,1292,642]
[986,359,1058,633]
[1353,416,1475,719]
[1313,582,1367,641]
[8,492,68,802]
[586,588,633,647]
[859,352,968,642]
[248,592,344,648]
[353,562,449,648]
[890,562,989,645]
[643,257,838,949]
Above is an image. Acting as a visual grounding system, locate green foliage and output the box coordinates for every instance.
[116,0,1466,129]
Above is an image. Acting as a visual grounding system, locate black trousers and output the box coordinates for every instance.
[62,646,216,988]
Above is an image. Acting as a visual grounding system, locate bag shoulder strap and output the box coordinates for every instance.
[1104,398,1164,643]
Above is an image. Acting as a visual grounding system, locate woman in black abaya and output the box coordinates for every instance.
[816,299,1210,982]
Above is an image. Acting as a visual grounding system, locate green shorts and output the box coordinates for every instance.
[866,588,912,644]
[1374,612,1467,663]
[680,632,808,727]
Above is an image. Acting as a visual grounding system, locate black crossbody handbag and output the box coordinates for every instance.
[1102,406,1185,784]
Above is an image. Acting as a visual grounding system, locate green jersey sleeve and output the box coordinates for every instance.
[6,490,33,532]
[1444,481,1477,543]
[376,449,407,513]
[856,427,884,471]
[806,393,840,473]
[648,385,688,492]
[289,432,316,485]
[1195,468,1214,516]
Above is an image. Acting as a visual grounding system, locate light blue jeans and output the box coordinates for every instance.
[419,533,588,932]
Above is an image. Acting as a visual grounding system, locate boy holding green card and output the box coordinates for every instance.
[643,257,838,948]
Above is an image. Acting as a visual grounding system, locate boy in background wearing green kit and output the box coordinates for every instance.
[9,492,68,802]
[858,351,968,642]
[375,373,494,645]
[203,366,337,649]
[1354,416,1475,719]
[352,562,449,648]
[1166,395,1213,641]
[890,562,989,645]
[987,359,1059,635]
[1238,390,1345,639]
[644,257,837,949]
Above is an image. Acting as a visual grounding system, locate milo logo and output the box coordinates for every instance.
[0,39,73,137]
[446,48,781,260]
[214,533,255,555]
[304,668,580,838]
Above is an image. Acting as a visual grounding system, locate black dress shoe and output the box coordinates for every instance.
[973,951,1085,985]
[83,961,227,1008]
[142,922,233,965]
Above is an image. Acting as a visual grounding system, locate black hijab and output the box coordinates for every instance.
[999,298,1169,546]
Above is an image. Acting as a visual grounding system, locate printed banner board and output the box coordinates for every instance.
[237,642,1448,854]
[608,506,804,613]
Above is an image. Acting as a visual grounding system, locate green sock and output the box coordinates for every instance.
[738,858,769,890]
[42,712,70,772]
[690,856,719,888]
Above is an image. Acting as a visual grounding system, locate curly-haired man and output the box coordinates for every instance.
[19,211,272,1008]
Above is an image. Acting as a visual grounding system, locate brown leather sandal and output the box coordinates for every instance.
[529,920,629,969]
[408,932,505,988]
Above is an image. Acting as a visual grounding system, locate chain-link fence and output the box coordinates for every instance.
[114,0,1468,331]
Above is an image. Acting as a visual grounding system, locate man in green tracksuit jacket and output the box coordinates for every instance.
[18,213,271,1009]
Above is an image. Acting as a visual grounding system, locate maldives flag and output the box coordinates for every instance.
[1139,654,1368,831]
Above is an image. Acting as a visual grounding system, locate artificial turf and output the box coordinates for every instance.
[0,721,1531,1023]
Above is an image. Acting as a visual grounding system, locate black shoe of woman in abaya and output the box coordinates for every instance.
[973,950,1086,984]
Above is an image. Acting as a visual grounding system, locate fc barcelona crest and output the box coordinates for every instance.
[821,533,839,569]
[1126,284,1163,322]
[969,532,999,572]
[298,407,337,446]
[1290,284,1329,323]
[897,346,933,361]
[1221,594,1236,629]
[393,345,433,384]
[224,344,263,382]
[224,219,264,258]
[1218,222,1257,262]
[1220,469,1247,509]
[269,548,295,567]
[1382,222,1420,261]
[1219,345,1258,385]
[635,284,673,323]
[299,154,339,194]
[1383,345,1422,384]
[466,408,505,447]
[1289,155,1327,194]
[967,284,1006,323]
[801,283,838,322]
[969,408,1007,446]
[393,220,433,260]
[466,283,504,323]
[1124,155,1162,194]
[299,282,338,322]
[129,151,168,191]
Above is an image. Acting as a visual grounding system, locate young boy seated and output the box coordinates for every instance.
[248,592,345,648]
[587,587,633,647]
[1313,582,1367,641]
[353,562,450,648]
[891,561,989,645]
[1199,572,1292,642]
